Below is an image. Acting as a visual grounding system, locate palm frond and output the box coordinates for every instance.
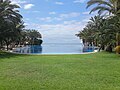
[90,6,111,14]
[87,0,113,9]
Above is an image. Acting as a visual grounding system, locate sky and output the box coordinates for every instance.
[11,0,95,43]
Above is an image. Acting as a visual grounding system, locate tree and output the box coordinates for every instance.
[19,29,43,45]
[0,0,23,50]
[76,15,118,52]
[87,0,120,49]
[87,0,120,15]
[27,30,42,45]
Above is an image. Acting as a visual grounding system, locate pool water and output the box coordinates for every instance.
[13,43,95,54]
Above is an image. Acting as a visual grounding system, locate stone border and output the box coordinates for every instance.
[6,50,98,55]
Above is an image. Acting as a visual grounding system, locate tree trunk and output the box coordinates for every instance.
[116,32,120,46]
[105,44,112,52]
[6,43,9,51]
[98,44,105,52]
[4,40,10,51]
[101,45,105,50]
[0,45,1,50]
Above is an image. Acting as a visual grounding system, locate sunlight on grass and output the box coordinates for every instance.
[0,52,120,90]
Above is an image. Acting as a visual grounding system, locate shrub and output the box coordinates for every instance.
[115,46,120,54]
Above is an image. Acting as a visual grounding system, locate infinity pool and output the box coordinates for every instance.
[13,43,95,54]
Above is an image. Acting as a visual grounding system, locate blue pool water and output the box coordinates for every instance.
[13,43,95,54]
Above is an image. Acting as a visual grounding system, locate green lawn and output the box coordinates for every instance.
[0,52,120,90]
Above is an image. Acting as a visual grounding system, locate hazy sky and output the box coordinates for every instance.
[11,0,95,43]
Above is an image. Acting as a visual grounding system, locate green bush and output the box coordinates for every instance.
[115,46,120,54]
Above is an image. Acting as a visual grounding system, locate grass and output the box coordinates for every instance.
[0,52,120,90]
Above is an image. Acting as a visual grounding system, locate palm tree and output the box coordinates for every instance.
[0,0,22,25]
[87,0,120,16]
[87,0,120,47]
[76,15,117,52]
[0,0,23,50]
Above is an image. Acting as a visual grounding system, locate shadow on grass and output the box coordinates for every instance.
[0,51,27,59]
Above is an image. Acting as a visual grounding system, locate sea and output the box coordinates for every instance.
[41,43,84,54]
